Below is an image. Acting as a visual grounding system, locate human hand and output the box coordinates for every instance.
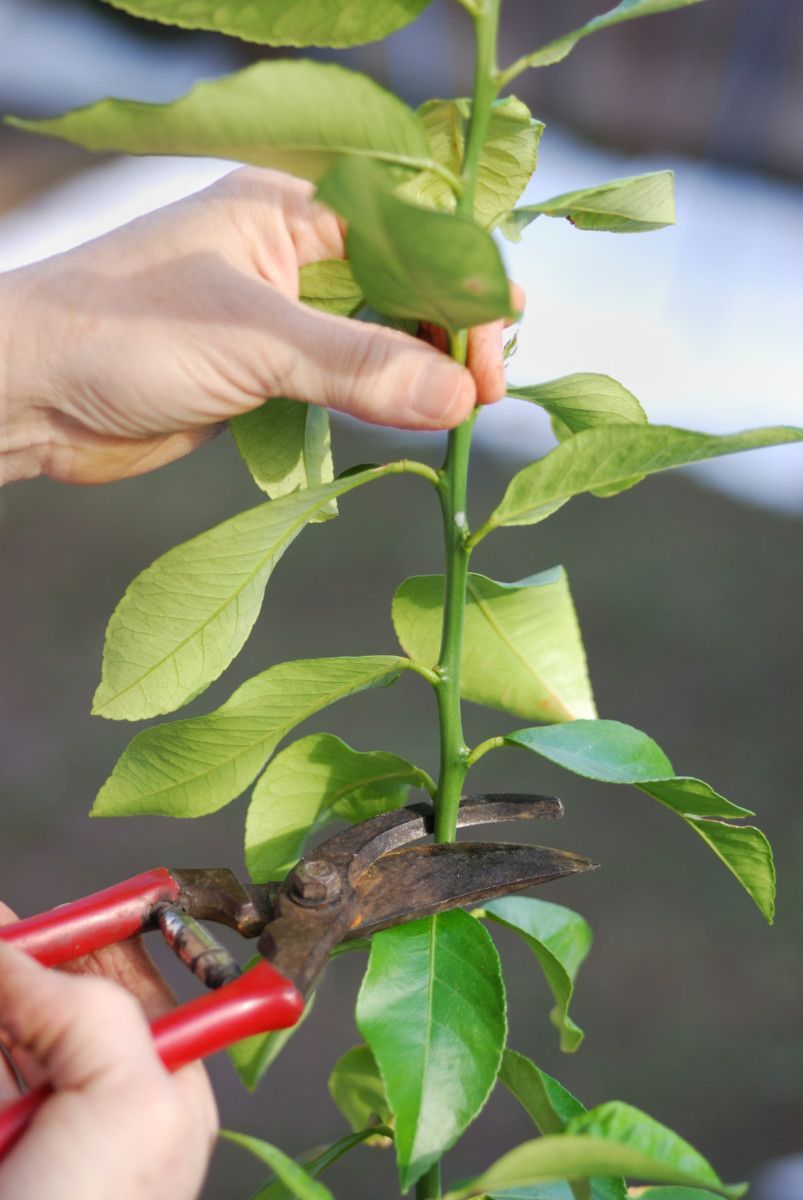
[0,903,217,1200]
[0,167,520,485]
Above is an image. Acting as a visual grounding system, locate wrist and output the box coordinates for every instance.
[0,267,56,485]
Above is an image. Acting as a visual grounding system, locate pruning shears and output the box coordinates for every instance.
[0,793,595,1159]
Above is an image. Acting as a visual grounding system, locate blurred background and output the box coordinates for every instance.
[0,1,801,1197]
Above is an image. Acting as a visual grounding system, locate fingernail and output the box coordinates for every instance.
[412,363,474,423]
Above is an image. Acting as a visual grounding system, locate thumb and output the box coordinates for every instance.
[265,299,477,429]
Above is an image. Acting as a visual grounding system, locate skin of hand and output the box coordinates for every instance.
[0,166,520,486]
[0,902,218,1200]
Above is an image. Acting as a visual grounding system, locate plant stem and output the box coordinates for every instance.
[416,1161,442,1200]
[433,0,501,846]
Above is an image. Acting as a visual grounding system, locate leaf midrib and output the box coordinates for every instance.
[467,578,577,721]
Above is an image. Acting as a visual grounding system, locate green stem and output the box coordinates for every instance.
[467,734,505,767]
[433,0,501,847]
[416,1161,442,1200]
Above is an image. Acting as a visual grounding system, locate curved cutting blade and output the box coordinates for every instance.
[346,841,597,938]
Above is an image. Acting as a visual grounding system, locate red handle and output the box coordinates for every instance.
[0,869,181,966]
[0,959,303,1160]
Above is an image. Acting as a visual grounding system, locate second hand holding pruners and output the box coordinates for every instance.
[0,793,596,1157]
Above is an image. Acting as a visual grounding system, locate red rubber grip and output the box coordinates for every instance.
[0,869,181,966]
[0,960,303,1160]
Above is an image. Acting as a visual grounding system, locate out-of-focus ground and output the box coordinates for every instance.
[1,2,801,1198]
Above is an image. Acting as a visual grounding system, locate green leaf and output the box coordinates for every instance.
[228,980,315,1091]
[101,0,432,47]
[357,910,506,1191]
[507,374,647,497]
[486,424,803,529]
[93,466,389,722]
[317,156,513,334]
[477,897,591,1052]
[245,734,432,882]
[499,1051,586,1135]
[504,721,773,921]
[508,1,708,72]
[328,1044,393,1138]
[499,1052,626,1200]
[448,1100,745,1199]
[299,259,364,316]
[400,97,544,228]
[9,61,430,180]
[92,655,408,818]
[230,259,365,508]
[254,1128,394,1200]
[231,400,336,514]
[501,172,675,240]
[392,570,596,723]
[220,1131,333,1200]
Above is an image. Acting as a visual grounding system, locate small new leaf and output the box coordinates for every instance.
[505,721,774,921]
[254,1127,395,1200]
[357,910,506,1191]
[486,425,803,529]
[101,0,432,48]
[392,570,596,723]
[317,157,513,334]
[328,1044,393,1139]
[477,897,592,1051]
[93,467,390,721]
[9,60,430,181]
[92,656,408,818]
[400,96,543,228]
[502,172,675,240]
[231,399,336,514]
[245,734,432,882]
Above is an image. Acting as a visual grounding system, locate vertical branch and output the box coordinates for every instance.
[433,0,501,849]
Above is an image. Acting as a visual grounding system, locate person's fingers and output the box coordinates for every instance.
[61,937,177,1021]
[268,301,477,429]
[467,318,506,406]
[0,906,20,1101]
[507,280,525,324]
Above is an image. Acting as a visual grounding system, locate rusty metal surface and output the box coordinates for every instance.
[162,794,595,1000]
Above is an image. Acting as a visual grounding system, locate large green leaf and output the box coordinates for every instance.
[92,655,408,818]
[228,979,315,1091]
[93,466,390,721]
[392,570,596,723]
[504,721,774,921]
[505,1,707,74]
[328,1044,393,1138]
[485,425,803,530]
[501,172,675,240]
[245,733,432,881]
[9,61,430,180]
[477,897,591,1052]
[357,910,506,1190]
[448,1100,745,1199]
[317,157,512,334]
[400,97,543,228]
[220,1132,333,1200]
[499,1052,626,1200]
[102,0,432,47]
[506,374,647,496]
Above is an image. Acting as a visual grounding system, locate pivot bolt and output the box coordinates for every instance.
[292,860,341,907]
